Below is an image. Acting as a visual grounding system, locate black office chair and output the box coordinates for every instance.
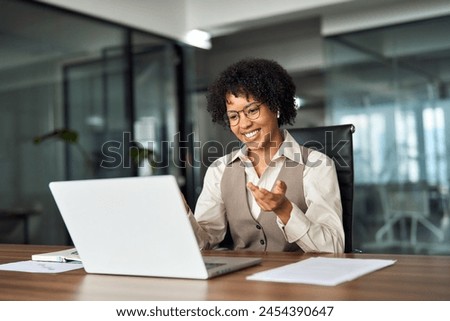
[289,124,355,253]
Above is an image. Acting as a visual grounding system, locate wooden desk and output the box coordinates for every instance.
[0,244,449,300]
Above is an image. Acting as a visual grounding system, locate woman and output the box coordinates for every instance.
[187,58,344,253]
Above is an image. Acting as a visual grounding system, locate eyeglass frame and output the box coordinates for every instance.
[224,101,264,126]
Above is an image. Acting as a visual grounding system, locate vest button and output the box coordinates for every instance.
[260,239,265,245]
[256,225,261,229]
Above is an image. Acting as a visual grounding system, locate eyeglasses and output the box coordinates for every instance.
[225,102,263,126]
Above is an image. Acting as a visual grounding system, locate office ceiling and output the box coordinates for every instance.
[0,0,436,71]
[1,0,448,67]
[1,0,449,104]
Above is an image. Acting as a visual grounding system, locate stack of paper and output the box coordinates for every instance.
[31,248,81,263]
[247,257,396,286]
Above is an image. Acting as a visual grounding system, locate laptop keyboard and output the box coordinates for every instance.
[205,262,226,270]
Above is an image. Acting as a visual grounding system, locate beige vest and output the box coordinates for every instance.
[220,146,309,252]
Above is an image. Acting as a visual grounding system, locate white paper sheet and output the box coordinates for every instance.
[0,260,84,274]
[247,257,396,286]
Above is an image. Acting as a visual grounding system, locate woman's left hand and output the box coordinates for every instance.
[247,180,293,224]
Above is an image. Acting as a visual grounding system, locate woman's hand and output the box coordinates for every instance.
[247,180,293,224]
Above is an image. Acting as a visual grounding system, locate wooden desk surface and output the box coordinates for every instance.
[1,244,449,301]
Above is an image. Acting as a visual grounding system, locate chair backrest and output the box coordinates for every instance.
[289,124,355,253]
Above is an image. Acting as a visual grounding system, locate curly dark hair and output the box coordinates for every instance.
[206,58,297,127]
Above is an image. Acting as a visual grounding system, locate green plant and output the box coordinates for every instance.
[33,128,93,168]
[33,128,156,173]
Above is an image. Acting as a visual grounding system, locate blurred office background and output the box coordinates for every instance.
[1,0,449,254]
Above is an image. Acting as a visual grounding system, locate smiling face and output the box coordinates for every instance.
[225,93,283,152]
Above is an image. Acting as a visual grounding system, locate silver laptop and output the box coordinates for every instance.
[49,175,261,279]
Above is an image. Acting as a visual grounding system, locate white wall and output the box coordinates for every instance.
[207,18,323,77]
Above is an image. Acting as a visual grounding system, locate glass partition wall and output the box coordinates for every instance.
[0,0,189,245]
[325,16,450,254]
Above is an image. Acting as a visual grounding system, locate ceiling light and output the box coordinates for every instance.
[184,29,211,50]
[294,96,304,109]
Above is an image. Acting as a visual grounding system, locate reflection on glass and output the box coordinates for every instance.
[325,16,450,254]
[0,1,181,245]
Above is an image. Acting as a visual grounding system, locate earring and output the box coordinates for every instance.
[277,110,280,118]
